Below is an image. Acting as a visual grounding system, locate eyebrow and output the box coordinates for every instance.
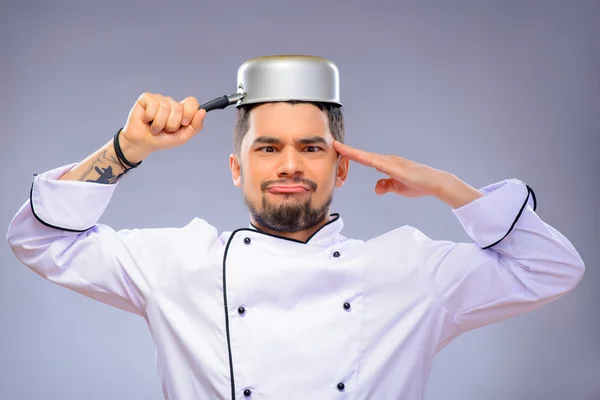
[252,136,328,146]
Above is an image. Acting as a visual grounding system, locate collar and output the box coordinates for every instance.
[245,213,344,248]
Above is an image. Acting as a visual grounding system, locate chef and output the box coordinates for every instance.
[6,55,585,399]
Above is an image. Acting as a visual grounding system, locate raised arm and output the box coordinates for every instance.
[6,93,208,315]
[333,140,585,350]
[59,92,206,183]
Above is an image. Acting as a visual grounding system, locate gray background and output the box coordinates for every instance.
[1,1,598,399]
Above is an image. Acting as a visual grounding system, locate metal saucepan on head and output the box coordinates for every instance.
[200,55,342,112]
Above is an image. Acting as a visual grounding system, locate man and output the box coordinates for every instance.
[6,56,585,399]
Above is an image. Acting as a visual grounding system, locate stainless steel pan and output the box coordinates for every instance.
[200,55,341,112]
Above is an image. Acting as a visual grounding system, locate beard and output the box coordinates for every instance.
[242,175,333,233]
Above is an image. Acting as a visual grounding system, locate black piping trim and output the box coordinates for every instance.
[247,213,341,244]
[222,232,237,400]
[222,212,342,399]
[482,184,537,250]
[526,184,537,211]
[29,180,92,233]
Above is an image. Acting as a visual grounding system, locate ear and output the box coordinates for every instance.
[335,155,349,188]
[229,153,242,187]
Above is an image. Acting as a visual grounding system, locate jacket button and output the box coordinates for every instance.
[337,382,345,391]
[244,237,251,245]
[333,251,341,258]
[343,302,351,310]
[244,388,251,396]
[238,306,246,315]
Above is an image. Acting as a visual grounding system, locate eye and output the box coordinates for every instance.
[258,146,276,153]
[304,146,323,153]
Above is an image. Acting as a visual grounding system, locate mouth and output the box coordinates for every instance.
[266,185,310,194]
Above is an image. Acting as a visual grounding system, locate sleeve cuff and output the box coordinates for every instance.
[30,163,119,232]
[451,179,537,249]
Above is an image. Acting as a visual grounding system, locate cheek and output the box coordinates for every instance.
[314,163,339,192]
[240,164,264,198]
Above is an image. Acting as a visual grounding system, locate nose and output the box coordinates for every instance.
[276,147,304,178]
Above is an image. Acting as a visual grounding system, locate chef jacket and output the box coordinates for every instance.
[6,163,585,400]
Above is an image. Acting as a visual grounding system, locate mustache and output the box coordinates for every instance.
[261,177,318,191]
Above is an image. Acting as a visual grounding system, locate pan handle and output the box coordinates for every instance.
[199,92,245,111]
[199,95,231,112]
[147,92,245,125]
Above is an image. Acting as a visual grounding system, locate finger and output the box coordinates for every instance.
[137,92,160,124]
[333,140,389,172]
[190,109,207,132]
[150,97,171,135]
[165,97,184,133]
[176,109,206,142]
[333,140,370,154]
[375,178,391,195]
[181,97,199,126]
[333,140,370,158]
[333,141,411,183]
[382,178,418,197]
[333,140,378,165]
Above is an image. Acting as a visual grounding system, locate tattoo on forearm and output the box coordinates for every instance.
[85,165,124,184]
[80,150,126,184]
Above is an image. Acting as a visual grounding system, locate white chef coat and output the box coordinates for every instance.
[6,163,585,400]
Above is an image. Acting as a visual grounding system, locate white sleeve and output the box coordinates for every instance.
[417,179,585,350]
[7,164,184,316]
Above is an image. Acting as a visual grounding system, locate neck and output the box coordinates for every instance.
[250,215,332,242]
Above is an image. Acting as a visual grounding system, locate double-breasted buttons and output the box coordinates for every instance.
[237,236,349,398]
[239,236,250,395]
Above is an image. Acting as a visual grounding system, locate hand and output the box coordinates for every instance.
[333,140,447,198]
[120,93,207,162]
[333,140,483,208]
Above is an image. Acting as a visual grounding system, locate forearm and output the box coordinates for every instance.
[58,136,148,183]
[437,173,484,209]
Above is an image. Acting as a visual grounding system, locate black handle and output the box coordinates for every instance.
[199,95,230,112]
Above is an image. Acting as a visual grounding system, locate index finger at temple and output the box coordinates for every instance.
[349,149,389,170]
[337,144,374,162]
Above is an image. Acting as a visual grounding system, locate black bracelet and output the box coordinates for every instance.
[112,135,130,172]
[113,128,142,170]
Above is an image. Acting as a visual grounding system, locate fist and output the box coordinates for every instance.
[120,92,207,160]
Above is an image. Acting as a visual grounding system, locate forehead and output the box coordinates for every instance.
[243,103,331,144]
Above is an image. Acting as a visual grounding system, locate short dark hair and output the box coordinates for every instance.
[233,101,345,154]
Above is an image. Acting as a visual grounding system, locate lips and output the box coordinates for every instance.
[267,185,309,194]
